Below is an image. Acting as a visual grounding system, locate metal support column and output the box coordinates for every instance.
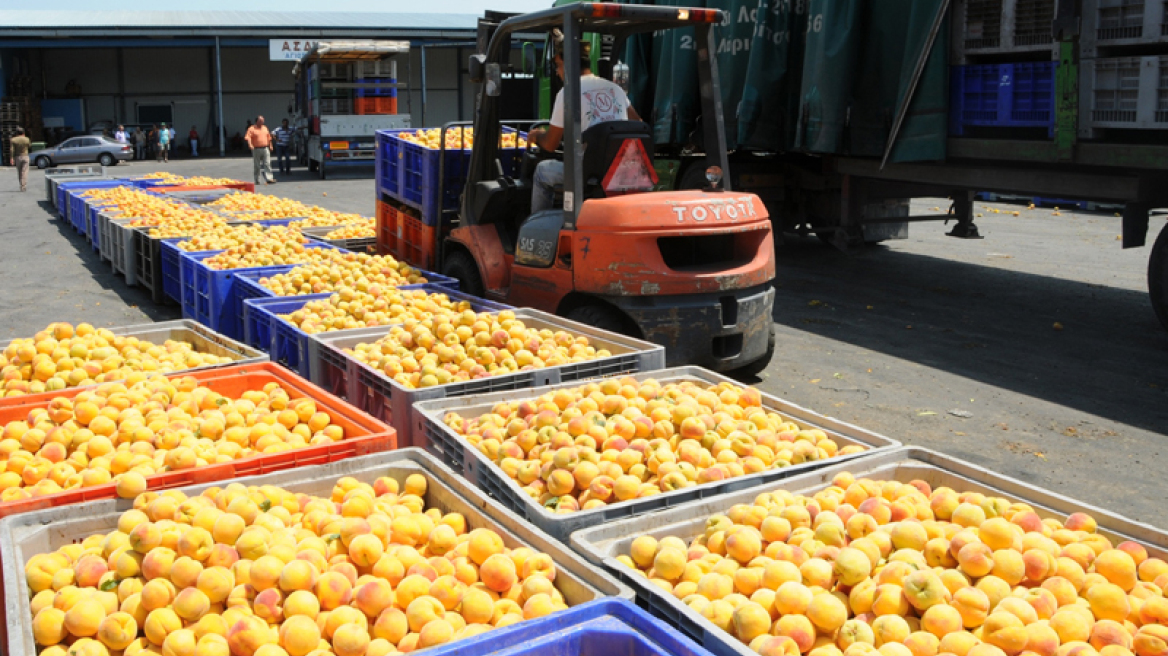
[215,36,225,157]
[420,46,428,127]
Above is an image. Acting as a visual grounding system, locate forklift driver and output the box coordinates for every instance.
[528,35,641,214]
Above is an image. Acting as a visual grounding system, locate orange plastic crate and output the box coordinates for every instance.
[0,362,396,520]
[355,97,397,115]
[376,199,400,257]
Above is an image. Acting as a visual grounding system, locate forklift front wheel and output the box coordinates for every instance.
[442,250,485,298]
[729,323,776,380]
[565,303,637,337]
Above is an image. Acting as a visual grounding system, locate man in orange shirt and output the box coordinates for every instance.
[245,115,276,185]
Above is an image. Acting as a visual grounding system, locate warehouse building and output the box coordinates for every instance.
[0,9,485,153]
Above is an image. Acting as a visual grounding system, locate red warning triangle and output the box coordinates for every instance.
[602,138,659,195]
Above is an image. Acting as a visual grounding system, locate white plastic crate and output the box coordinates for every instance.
[1081,0,1168,55]
[1080,55,1168,135]
[571,447,1168,656]
[413,366,901,542]
[957,0,1058,56]
[0,448,633,656]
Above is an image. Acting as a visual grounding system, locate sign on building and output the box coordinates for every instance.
[270,39,318,62]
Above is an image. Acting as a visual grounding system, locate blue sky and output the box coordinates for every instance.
[6,0,554,11]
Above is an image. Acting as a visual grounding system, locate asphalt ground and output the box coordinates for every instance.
[2,156,1166,528]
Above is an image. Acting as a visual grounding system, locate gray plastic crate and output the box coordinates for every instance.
[413,366,901,542]
[570,446,1168,656]
[299,223,377,252]
[1,448,633,656]
[957,0,1057,57]
[1080,55,1168,135]
[97,210,124,264]
[108,217,140,285]
[1081,0,1168,55]
[315,308,667,448]
[0,319,267,383]
[45,170,105,207]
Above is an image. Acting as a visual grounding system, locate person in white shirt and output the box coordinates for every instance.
[114,125,128,144]
[528,37,639,214]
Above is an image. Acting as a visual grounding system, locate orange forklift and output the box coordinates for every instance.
[433,3,777,373]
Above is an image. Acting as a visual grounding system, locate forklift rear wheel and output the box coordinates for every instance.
[729,323,775,380]
[442,251,484,298]
[1149,221,1168,331]
[565,303,635,337]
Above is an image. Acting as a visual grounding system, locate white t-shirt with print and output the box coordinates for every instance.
[550,75,631,134]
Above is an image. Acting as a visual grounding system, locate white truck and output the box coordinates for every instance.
[293,41,411,179]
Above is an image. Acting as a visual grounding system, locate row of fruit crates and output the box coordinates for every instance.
[239,283,510,382]
[176,241,349,342]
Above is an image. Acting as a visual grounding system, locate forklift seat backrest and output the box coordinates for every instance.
[580,120,653,199]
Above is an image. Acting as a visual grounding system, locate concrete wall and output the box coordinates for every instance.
[27,43,471,149]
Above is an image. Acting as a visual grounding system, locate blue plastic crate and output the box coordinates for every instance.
[355,78,397,98]
[86,201,117,251]
[179,241,348,340]
[419,599,716,656]
[160,219,295,303]
[245,284,510,379]
[376,129,411,198]
[950,62,1058,136]
[398,127,526,226]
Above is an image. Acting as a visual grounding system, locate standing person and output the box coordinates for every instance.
[528,37,639,214]
[9,127,30,192]
[133,127,146,160]
[272,118,293,175]
[168,124,176,148]
[157,122,171,162]
[189,125,199,157]
[245,116,275,185]
[146,125,157,161]
[114,125,128,145]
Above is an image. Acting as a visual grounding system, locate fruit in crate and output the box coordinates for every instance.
[258,253,427,295]
[345,310,611,389]
[441,377,862,513]
[23,474,573,656]
[0,374,346,501]
[281,288,477,334]
[0,322,236,397]
[290,213,371,229]
[396,127,526,150]
[614,471,1168,656]
[147,217,235,240]
[176,226,304,253]
[325,221,377,240]
[202,239,333,270]
[209,192,313,219]
[140,174,245,186]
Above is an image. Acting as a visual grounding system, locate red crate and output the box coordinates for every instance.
[398,212,435,271]
[376,199,400,257]
[356,97,397,115]
[153,182,255,193]
[0,362,396,520]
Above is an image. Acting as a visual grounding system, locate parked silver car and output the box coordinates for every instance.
[33,136,133,169]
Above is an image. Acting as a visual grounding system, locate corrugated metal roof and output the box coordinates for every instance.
[0,10,480,30]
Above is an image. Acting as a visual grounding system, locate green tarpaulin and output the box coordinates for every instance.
[622,0,949,162]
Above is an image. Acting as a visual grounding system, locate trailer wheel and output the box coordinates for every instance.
[730,323,775,379]
[1149,221,1168,331]
[442,250,484,298]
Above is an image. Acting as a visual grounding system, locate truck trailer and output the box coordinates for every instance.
[293,41,411,179]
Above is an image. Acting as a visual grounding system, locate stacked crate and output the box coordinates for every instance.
[1079,1,1168,137]
[950,0,1061,137]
